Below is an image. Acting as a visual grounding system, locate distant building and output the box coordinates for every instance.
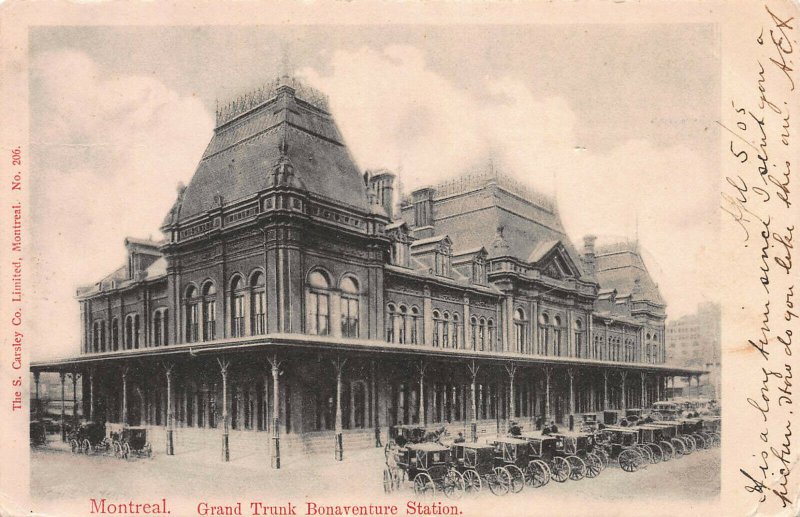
[666,302,721,400]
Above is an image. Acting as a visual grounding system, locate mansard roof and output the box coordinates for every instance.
[163,76,370,227]
[401,166,589,279]
[594,241,665,306]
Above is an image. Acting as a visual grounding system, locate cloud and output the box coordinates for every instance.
[300,46,718,317]
[299,45,577,190]
[30,49,214,358]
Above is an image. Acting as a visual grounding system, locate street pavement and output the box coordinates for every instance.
[29,438,720,517]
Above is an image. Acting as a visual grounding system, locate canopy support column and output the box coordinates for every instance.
[468,361,479,442]
[267,355,282,469]
[333,356,347,461]
[60,372,66,442]
[164,362,174,455]
[217,358,230,462]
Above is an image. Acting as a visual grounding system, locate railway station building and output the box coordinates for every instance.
[31,76,702,463]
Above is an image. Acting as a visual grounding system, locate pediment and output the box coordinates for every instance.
[531,242,582,280]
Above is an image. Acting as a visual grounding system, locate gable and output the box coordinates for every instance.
[533,242,582,280]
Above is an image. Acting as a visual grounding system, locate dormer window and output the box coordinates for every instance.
[435,242,452,277]
[472,256,486,284]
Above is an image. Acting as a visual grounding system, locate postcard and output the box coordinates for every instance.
[0,1,798,516]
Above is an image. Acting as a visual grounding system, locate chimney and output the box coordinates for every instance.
[366,170,396,219]
[411,187,436,228]
[583,234,597,274]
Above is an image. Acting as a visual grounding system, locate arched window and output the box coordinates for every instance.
[396,305,408,344]
[125,313,140,349]
[386,303,397,342]
[111,318,119,351]
[125,316,133,350]
[442,312,450,348]
[479,318,487,351]
[410,307,421,344]
[538,314,550,355]
[92,321,101,353]
[653,333,660,363]
[645,333,652,363]
[433,311,443,347]
[203,282,217,341]
[487,319,495,351]
[153,311,162,346]
[133,314,140,348]
[470,317,478,350]
[250,273,265,335]
[452,313,461,349]
[593,333,602,359]
[340,276,359,338]
[306,270,330,336]
[230,276,245,338]
[185,285,199,343]
[553,316,563,357]
[514,308,527,353]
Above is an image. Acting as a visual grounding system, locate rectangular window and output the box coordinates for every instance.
[252,293,265,335]
[188,304,199,343]
[232,294,245,337]
[341,297,359,338]
[204,301,216,340]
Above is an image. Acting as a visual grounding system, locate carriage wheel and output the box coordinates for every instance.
[550,457,570,483]
[442,469,465,500]
[525,461,548,488]
[462,469,482,494]
[112,441,123,458]
[650,411,663,422]
[646,443,663,463]
[487,467,511,496]
[383,468,394,494]
[82,439,92,454]
[505,465,525,493]
[122,442,131,460]
[585,453,602,478]
[635,446,651,467]
[535,460,552,485]
[696,434,709,450]
[566,456,587,481]
[595,449,609,470]
[659,441,674,461]
[683,436,696,454]
[413,473,435,499]
[618,449,640,473]
[670,438,686,456]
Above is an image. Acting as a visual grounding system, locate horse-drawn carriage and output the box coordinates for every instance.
[552,431,605,478]
[490,436,553,492]
[30,421,47,447]
[385,425,445,460]
[629,426,667,463]
[597,427,647,472]
[519,434,570,484]
[384,442,465,499]
[650,401,680,421]
[68,421,113,454]
[450,442,515,496]
[635,424,676,461]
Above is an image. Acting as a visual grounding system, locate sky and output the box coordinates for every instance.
[29,25,720,359]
